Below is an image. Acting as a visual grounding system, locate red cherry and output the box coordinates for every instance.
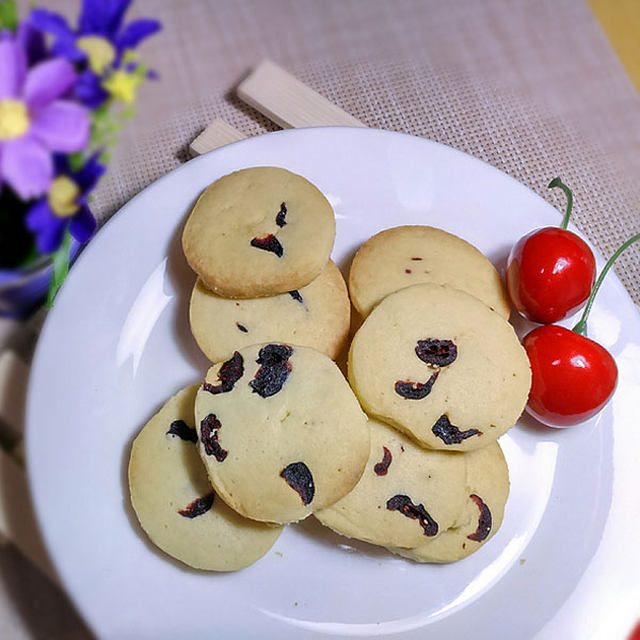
[519,229,640,428]
[507,227,595,323]
[628,622,640,640]
[506,177,595,324]
[523,325,617,427]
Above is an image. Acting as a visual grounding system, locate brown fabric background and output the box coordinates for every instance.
[3,1,640,638]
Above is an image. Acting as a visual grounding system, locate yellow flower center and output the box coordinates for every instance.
[102,70,143,105]
[0,99,29,140]
[48,176,81,218]
[76,36,116,74]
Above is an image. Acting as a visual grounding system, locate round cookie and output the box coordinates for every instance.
[189,261,350,362]
[182,167,336,298]
[348,225,511,318]
[314,418,467,548]
[194,343,369,524]
[389,441,509,562]
[128,385,282,571]
[348,283,531,452]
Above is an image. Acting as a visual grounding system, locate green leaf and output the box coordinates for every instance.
[104,122,121,134]
[68,152,85,172]
[93,103,111,119]
[120,106,136,119]
[134,63,148,78]
[0,0,19,31]
[46,232,71,309]
[17,243,40,268]
[122,50,138,65]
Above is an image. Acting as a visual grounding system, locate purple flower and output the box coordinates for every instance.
[16,21,47,66]
[0,37,90,200]
[30,0,161,106]
[26,154,104,253]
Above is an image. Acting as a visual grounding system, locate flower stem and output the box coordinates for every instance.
[573,232,640,335]
[46,232,71,308]
[548,177,574,230]
[0,0,18,31]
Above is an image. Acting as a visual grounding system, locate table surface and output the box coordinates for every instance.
[4,1,640,638]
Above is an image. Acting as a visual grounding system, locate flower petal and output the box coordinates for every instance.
[25,198,51,229]
[52,37,86,63]
[29,8,74,39]
[74,154,106,192]
[107,0,132,36]
[29,10,86,63]
[1,135,53,199]
[115,18,161,51]
[0,39,26,99]
[53,154,71,176]
[23,58,77,111]
[31,101,90,153]
[75,70,109,108]
[69,205,97,243]
[17,22,47,65]
[79,0,130,36]
[26,199,67,254]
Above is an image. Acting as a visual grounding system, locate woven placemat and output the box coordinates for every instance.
[89,0,640,304]
[3,1,640,638]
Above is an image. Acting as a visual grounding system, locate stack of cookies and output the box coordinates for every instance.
[128,167,531,572]
[319,226,531,563]
[184,166,351,362]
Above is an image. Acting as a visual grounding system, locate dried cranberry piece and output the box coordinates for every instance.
[202,351,244,395]
[386,494,438,536]
[178,492,215,518]
[467,494,492,541]
[415,339,458,367]
[250,233,284,258]
[275,202,287,227]
[432,414,481,445]
[288,290,304,304]
[166,420,197,443]
[280,462,315,505]
[200,414,227,461]
[250,344,294,398]
[373,446,392,475]
[394,370,439,400]
[236,323,248,333]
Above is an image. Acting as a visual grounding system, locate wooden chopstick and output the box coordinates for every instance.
[237,60,364,129]
[189,118,246,156]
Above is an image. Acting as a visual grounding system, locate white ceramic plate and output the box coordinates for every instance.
[27,128,640,639]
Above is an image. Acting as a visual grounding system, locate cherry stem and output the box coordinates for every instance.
[573,232,640,336]
[548,177,574,230]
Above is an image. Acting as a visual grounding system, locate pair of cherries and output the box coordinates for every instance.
[506,178,639,427]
